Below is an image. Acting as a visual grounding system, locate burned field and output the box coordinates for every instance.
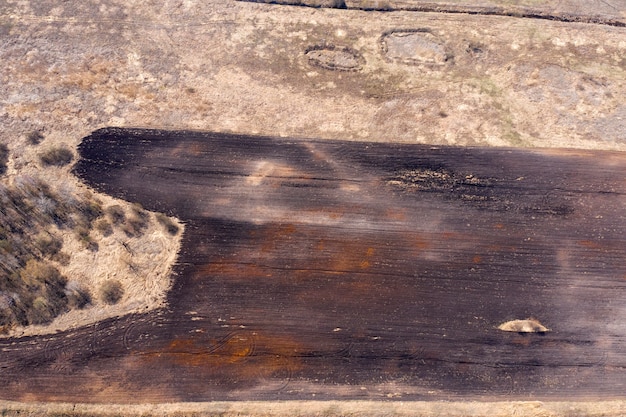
[1,127,626,402]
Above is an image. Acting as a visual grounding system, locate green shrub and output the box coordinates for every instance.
[99,280,124,305]
[39,146,74,167]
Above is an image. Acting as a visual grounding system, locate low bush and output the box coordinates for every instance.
[39,146,74,167]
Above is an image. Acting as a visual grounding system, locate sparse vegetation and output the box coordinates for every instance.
[0,155,177,333]
[39,146,74,167]
[99,279,124,305]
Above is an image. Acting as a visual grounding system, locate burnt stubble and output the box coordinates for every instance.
[1,128,625,402]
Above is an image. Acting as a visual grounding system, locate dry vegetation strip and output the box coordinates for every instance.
[0,176,94,329]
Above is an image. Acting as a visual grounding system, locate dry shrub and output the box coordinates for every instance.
[99,279,124,305]
[94,218,113,236]
[26,130,44,145]
[19,259,66,289]
[123,205,149,237]
[155,212,179,235]
[27,296,55,325]
[34,232,63,258]
[130,203,149,219]
[75,226,98,251]
[65,281,91,309]
[80,199,103,225]
[106,204,126,225]
[17,259,69,325]
[39,146,74,167]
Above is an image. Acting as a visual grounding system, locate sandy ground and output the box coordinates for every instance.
[1,0,625,414]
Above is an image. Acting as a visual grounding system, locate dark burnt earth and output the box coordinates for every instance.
[1,127,625,402]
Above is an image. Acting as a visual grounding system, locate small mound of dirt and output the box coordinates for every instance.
[498,319,550,333]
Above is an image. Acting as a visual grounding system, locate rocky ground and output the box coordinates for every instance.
[1,0,625,415]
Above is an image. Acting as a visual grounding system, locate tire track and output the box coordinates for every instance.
[237,0,626,27]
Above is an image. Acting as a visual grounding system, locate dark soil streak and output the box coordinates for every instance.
[1,128,625,402]
[237,0,626,27]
